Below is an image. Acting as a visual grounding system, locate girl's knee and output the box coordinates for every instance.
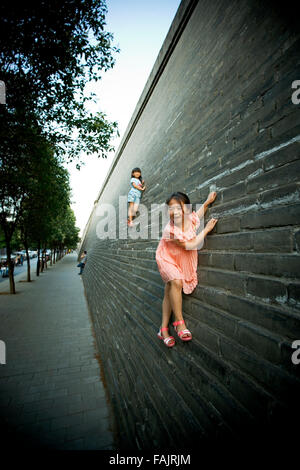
[170,279,183,290]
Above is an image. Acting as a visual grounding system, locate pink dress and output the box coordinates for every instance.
[155,211,201,294]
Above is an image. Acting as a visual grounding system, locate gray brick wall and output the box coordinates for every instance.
[80,0,300,449]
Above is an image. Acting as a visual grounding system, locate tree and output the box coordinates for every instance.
[0,0,119,163]
[19,141,72,279]
[0,1,119,291]
[0,119,47,293]
[58,207,80,251]
[0,123,75,291]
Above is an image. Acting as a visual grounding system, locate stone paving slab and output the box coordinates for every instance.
[0,253,116,450]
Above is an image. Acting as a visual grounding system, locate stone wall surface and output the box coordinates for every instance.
[80,0,300,449]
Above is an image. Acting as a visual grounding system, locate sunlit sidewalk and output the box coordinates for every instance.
[0,253,116,450]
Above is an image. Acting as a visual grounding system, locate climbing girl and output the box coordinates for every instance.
[127,167,146,227]
[156,190,218,347]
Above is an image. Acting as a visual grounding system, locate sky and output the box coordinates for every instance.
[66,0,182,236]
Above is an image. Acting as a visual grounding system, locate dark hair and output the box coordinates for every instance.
[166,192,191,207]
[131,167,142,183]
[84,250,87,254]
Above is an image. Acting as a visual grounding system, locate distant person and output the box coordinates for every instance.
[155,191,218,348]
[77,250,87,275]
[127,167,146,227]
[1,262,9,278]
[20,254,24,265]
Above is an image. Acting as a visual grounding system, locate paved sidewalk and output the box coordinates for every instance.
[0,253,116,449]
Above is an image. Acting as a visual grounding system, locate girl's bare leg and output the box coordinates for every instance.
[169,279,190,338]
[161,283,172,339]
[128,202,134,222]
[133,202,139,219]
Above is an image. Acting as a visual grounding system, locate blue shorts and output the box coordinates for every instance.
[127,191,141,203]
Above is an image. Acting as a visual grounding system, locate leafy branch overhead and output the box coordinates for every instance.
[0,0,120,160]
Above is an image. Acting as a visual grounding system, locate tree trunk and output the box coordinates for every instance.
[41,246,45,273]
[6,240,16,294]
[50,249,53,266]
[24,239,31,282]
[53,247,56,264]
[44,246,48,270]
[36,241,41,276]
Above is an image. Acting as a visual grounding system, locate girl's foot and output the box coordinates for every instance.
[127,220,133,227]
[158,327,175,347]
[173,320,192,341]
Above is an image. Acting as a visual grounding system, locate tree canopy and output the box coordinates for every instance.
[0,0,119,162]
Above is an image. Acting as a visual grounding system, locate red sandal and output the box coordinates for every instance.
[173,320,192,341]
[157,327,175,348]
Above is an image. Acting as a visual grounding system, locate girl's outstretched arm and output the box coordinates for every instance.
[172,218,218,251]
[196,201,209,219]
[132,182,145,191]
[172,228,207,251]
[196,191,217,218]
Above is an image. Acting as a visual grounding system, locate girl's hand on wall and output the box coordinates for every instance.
[205,218,218,234]
[206,191,217,205]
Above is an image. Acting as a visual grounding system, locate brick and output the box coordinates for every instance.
[246,275,288,305]
[204,232,253,251]
[234,253,300,279]
[219,337,299,405]
[240,203,300,229]
[192,322,220,354]
[246,159,300,194]
[263,141,300,171]
[236,321,283,364]
[50,412,84,431]
[210,195,258,219]
[197,251,210,267]
[198,267,245,295]
[287,282,300,309]
[191,299,237,338]
[294,229,300,252]
[221,182,247,203]
[271,109,300,141]
[193,284,300,339]
[252,228,293,252]
[222,370,272,420]
[215,216,241,234]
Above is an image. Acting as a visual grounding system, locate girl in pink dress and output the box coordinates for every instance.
[156,191,218,347]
